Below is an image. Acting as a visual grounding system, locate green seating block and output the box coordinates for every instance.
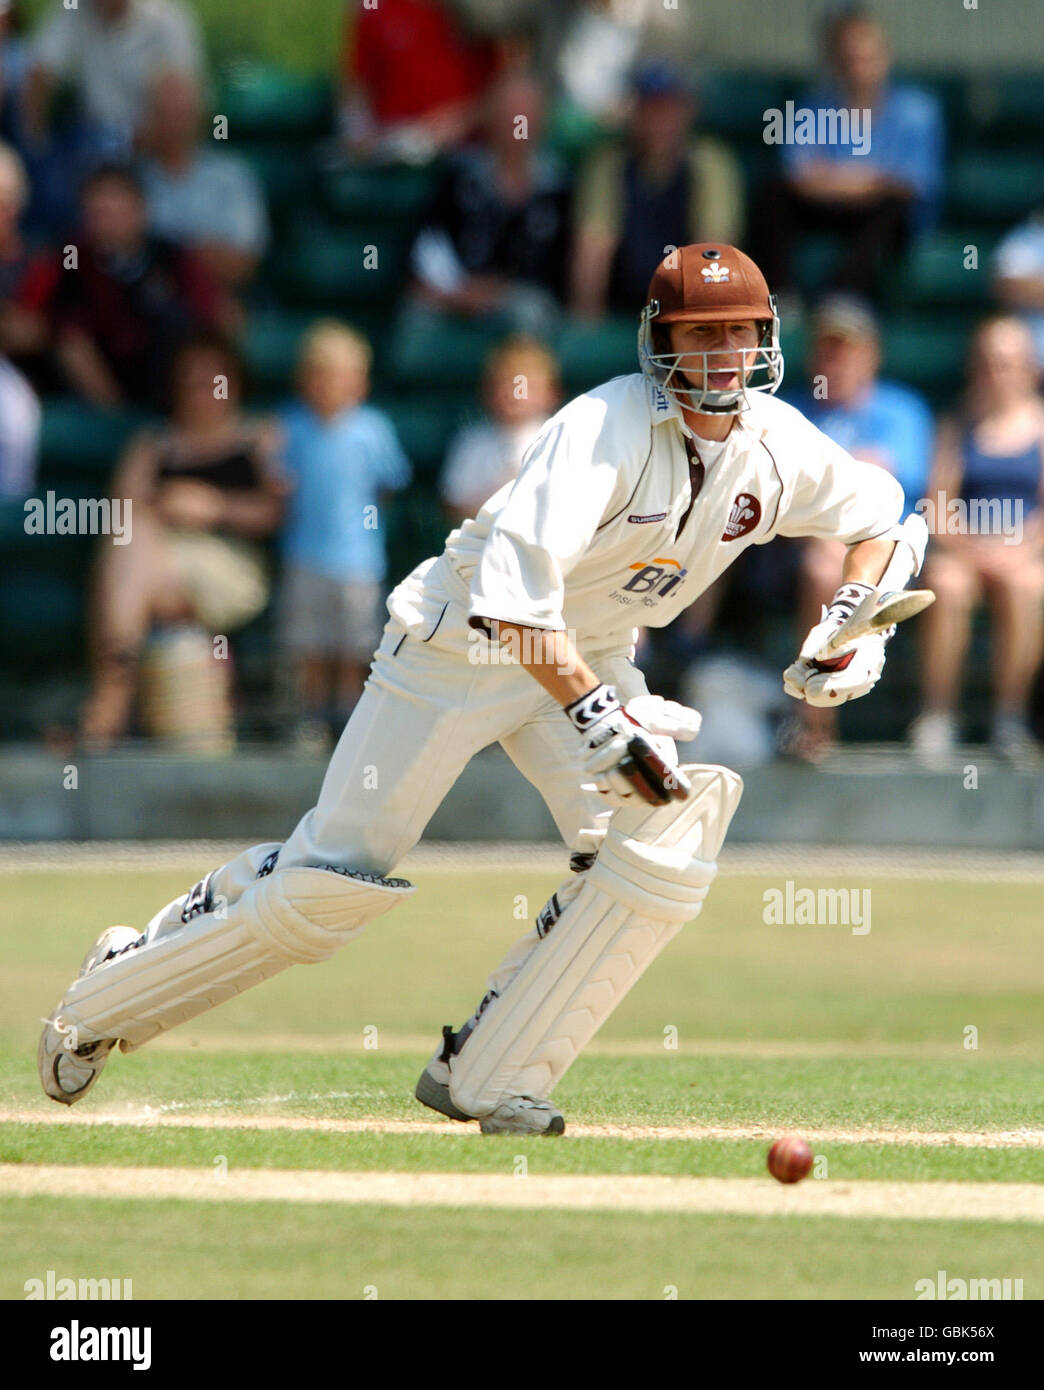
[373,395,474,477]
[555,316,638,391]
[320,163,439,224]
[894,230,999,307]
[238,140,315,214]
[699,71,788,141]
[275,223,407,306]
[39,400,148,475]
[389,314,501,387]
[881,315,971,396]
[965,74,1044,141]
[216,61,332,139]
[946,150,1041,225]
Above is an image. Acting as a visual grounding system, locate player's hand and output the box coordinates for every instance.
[564,683,693,806]
[798,582,874,665]
[783,631,888,707]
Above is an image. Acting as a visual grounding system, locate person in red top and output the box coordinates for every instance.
[13,162,228,410]
[339,0,495,160]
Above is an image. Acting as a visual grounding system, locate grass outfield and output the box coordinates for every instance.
[1,860,1042,1300]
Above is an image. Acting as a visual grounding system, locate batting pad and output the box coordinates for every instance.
[448,765,743,1116]
[54,867,414,1050]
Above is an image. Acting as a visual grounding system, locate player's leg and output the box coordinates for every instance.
[417,659,744,1135]
[39,622,531,1103]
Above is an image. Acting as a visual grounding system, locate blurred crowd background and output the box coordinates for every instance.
[1,0,1042,768]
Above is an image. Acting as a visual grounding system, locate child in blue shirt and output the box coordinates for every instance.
[279,320,411,743]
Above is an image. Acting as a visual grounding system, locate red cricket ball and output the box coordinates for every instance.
[767,1135,814,1184]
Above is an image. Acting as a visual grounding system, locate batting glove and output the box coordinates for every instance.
[564,684,695,806]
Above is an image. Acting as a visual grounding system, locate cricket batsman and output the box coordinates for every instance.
[40,243,929,1135]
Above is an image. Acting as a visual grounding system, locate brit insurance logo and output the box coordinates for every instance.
[721,492,761,541]
[608,556,688,608]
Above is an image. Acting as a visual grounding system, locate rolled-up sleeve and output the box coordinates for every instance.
[468,403,622,631]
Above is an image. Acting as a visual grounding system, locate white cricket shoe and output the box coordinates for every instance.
[414,1026,565,1135]
[38,925,142,1105]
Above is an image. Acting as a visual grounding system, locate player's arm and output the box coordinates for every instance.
[495,619,701,807]
[840,534,897,586]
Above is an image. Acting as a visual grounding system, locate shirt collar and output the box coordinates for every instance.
[645,373,767,445]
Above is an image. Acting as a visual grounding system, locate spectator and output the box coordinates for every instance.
[137,71,269,292]
[782,294,934,760]
[993,208,1044,370]
[0,139,29,298]
[0,349,38,496]
[754,7,943,303]
[408,70,570,337]
[80,334,285,749]
[0,1,31,149]
[22,0,203,157]
[440,335,559,523]
[339,0,495,162]
[278,321,411,744]
[570,61,743,318]
[535,0,704,132]
[13,162,229,410]
[910,317,1044,764]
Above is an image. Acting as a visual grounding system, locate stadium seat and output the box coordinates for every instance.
[214,60,332,138]
[892,230,999,307]
[965,74,1044,143]
[319,163,439,225]
[373,394,476,479]
[274,221,408,307]
[554,315,637,391]
[389,313,501,387]
[242,308,314,395]
[384,485,453,584]
[698,70,789,142]
[946,151,1042,225]
[238,140,316,217]
[39,400,149,477]
[881,314,971,400]
[0,567,84,654]
[791,235,843,298]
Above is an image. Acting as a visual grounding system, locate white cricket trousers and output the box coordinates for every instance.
[142,615,657,1003]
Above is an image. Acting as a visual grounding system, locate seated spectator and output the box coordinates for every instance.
[137,71,268,293]
[22,0,203,156]
[80,334,285,748]
[408,70,569,338]
[782,295,934,760]
[12,162,229,409]
[0,139,29,298]
[753,7,943,303]
[0,349,38,496]
[570,61,744,318]
[911,317,1044,764]
[278,321,411,744]
[993,207,1044,370]
[339,0,494,162]
[440,334,559,523]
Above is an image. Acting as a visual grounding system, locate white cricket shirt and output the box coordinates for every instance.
[387,373,904,656]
